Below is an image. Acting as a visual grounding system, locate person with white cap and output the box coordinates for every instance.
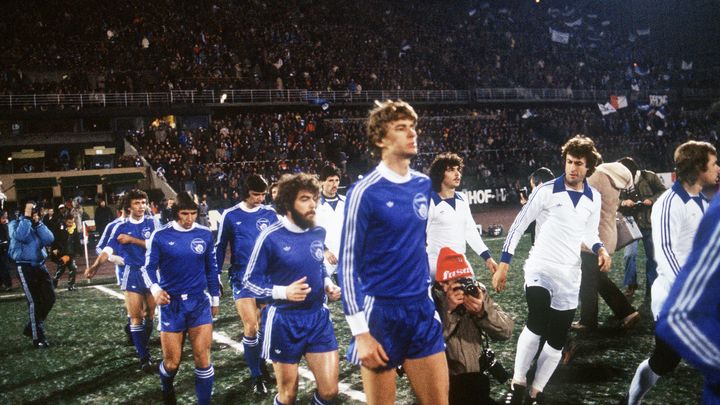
[432,247,513,405]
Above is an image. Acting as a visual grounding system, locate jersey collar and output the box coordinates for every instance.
[171,221,196,232]
[553,175,593,201]
[239,201,262,212]
[377,161,412,184]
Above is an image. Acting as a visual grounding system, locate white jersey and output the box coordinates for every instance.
[650,181,709,318]
[315,193,346,276]
[501,176,602,310]
[426,191,491,275]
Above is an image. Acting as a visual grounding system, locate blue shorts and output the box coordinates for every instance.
[261,304,338,363]
[229,268,271,304]
[157,292,213,333]
[120,266,150,294]
[347,292,445,369]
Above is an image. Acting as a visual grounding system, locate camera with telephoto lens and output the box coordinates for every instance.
[478,347,509,383]
[454,277,480,298]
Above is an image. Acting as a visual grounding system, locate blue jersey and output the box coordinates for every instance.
[105,215,159,267]
[142,222,220,298]
[242,218,327,310]
[95,216,123,254]
[215,203,278,272]
[338,163,432,322]
[656,195,720,403]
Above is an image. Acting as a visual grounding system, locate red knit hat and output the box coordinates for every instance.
[436,247,474,282]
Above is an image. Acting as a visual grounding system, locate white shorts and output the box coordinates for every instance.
[524,262,581,311]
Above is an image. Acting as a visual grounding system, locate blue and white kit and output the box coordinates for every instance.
[103,215,159,294]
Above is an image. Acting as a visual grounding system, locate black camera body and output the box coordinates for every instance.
[479,347,509,383]
[454,277,481,298]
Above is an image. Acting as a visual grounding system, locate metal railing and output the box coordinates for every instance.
[0,87,717,109]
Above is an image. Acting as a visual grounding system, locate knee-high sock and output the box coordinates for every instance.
[159,361,177,393]
[130,323,148,360]
[628,359,660,405]
[144,317,154,345]
[513,326,542,385]
[243,334,262,378]
[312,390,334,405]
[532,343,562,393]
[195,365,214,405]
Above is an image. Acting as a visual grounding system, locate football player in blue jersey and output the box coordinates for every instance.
[338,100,449,405]
[243,173,341,405]
[215,174,279,395]
[87,189,160,372]
[142,192,220,405]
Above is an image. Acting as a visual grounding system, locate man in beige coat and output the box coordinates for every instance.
[575,162,640,331]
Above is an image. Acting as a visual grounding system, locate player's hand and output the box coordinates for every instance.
[621,199,635,208]
[324,250,338,265]
[24,202,34,217]
[325,283,341,301]
[463,290,485,316]
[442,281,464,312]
[356,332,389,369]
[85,264,97,279]
[116,234,133,244]
[486,257,498,274]
[286,276,311,302]
[153,289,171,305]
[598,248,612,272]
[211,306,219,317]
[493,262,509,292]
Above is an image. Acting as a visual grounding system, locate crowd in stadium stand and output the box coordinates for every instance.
[124,106,718,205]
[2,0,717,94]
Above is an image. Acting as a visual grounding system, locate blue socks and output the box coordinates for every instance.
[143,317,154,346]
[195,365,214,405]
[242,334,262,378]
[129,323,148,360]
[159,361,177,394]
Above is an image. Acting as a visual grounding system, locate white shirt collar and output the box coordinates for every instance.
[128,215,145,224]
[172,221,196,232]
[377,161,412,184]
[281,215,308,233]
[239,201,262,212]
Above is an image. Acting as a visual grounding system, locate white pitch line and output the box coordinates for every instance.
[92,285,367,403]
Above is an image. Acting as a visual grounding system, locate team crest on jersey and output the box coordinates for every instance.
[310,240,324,262]
[190,238,206,255]
[142,227,152,239]
[413,193,429,220]
[256,218,270,231]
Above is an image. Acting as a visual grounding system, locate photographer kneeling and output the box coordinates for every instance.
[433,248,514,405]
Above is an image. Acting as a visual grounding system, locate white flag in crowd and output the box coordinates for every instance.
[649,94,668,106]
[598,102,617,115]
[610,95,628,109]
[565,18,583,27]
[550,28,570,44]
[681,61,693,70]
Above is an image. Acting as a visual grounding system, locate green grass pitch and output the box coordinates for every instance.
[0,235,702,404]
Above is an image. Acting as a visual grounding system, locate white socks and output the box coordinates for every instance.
[532,343,562,393]
[628,359,660,405]
[513,326,542,385]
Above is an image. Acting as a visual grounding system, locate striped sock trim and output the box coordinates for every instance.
[195,365,214,379]
[242,336,259,346]
[159,362,177,378]
[130,324,145,332]
[274,394,285,405]
[312,391,332,405]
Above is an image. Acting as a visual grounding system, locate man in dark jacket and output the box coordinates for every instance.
[618,157,666,299]
[94,198,114,238]
[9,201,56,348]
[52,216,82,291]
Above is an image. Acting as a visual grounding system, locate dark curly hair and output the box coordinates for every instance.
[428,153,464,192]
[172,192,198,220]
[561,135,603,177]
[274,173,320,216]
[123,189,148,212]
